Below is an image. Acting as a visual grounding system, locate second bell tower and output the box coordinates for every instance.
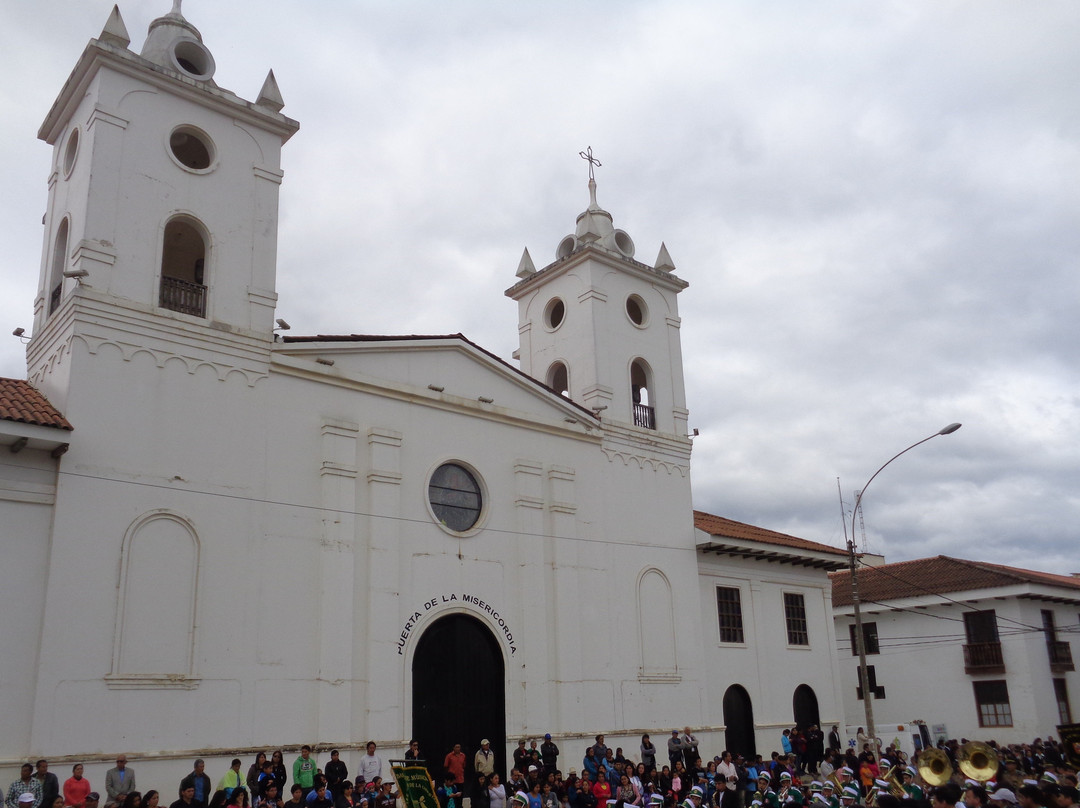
[506,171,690,438]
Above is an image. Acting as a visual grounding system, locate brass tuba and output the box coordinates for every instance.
[917,748,953,787]
[958,742,999,784]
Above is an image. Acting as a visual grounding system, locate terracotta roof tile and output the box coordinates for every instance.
[0,378,72,430]
[694,510,848,557]
[830,555,1080,607]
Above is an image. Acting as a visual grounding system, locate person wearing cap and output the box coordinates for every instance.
[778,773,802,808]
[476,741,496,777]
[900,769,922,801]
[840,786,860,808]
[819,781,837,808]
[756,773,779,808]
[542,736,560,775]
[988,789,1018,808]
[7,765,43,808]
[669,733,686,769]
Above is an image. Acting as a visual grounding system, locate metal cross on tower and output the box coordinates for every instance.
[579,146,602,181]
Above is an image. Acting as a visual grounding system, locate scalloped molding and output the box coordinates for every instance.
[74,334,268,386]
[601,448,689,476]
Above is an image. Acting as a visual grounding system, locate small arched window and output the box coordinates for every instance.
[547,361,569,397]
[48,218,70,315]
[160,217,208,317]
[630,358,655,429]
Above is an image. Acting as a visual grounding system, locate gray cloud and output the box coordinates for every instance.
[3,0,1078,573]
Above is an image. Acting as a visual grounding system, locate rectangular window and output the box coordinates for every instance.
[1055,678,1072,724]
[973,680,1013,727]
[849,621,879,655]
[964,610,999,643]
[716,586,744,643]
[855,664,886,700]
[1043,609,1058,641]
[784,592,809,646]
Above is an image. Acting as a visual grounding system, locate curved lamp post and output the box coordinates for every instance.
[849,422,961,760]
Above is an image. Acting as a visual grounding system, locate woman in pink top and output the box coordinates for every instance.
[64,765,92,808]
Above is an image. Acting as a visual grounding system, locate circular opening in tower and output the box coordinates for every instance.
[62,128,80,177]
[544,297,565,330]
[170,39,216,81]
[626,294,648,327]
[169,126,216,172]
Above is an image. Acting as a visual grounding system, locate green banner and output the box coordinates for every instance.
[391,762,439,808]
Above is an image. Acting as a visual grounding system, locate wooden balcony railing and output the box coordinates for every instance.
[160,276,207,317]
[1049,640,1074,672]
[633,403,655,430]
[964,641,1005,674]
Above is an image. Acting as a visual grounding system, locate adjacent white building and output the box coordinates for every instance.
[832,555,1080,745]
[0,2,847,785]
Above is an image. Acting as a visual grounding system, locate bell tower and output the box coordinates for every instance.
[506,164,690,438]
[28,2,298,403]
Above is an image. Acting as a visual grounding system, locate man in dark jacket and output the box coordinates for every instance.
[180,762,212,808]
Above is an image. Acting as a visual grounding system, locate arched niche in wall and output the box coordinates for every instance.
[637,567,679,681]
[109,511,200,688]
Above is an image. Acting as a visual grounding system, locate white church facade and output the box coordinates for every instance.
[0,4,848,784]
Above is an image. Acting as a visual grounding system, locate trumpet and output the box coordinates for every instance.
[958,742,999,784]
[917,748,953,787]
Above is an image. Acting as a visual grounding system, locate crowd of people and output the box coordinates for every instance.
[6,729,1077,808]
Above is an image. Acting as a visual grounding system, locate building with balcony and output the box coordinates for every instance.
[831,556,1080,744]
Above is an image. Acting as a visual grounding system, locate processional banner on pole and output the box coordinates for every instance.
[390,761,438,808]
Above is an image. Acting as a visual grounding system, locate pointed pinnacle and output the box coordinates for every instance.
[256,70,285,112]
[100,5,131,48]
[516,247,536,278]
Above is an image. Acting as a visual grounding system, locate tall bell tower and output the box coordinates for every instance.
[506,165,690,438]
[28,2,299,406]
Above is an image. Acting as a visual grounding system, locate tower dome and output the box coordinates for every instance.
[140,0,217,82]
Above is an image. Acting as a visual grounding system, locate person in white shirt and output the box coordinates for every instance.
[359,743,382,783]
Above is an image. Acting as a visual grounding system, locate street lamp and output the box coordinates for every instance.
[848,422,961,761]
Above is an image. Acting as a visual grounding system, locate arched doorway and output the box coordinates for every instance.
[793,684,820,730]
[723,684,756,757]
[413,613,506,780]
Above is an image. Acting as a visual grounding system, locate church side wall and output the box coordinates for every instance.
[698,555,843,757]
[0,449,57,760]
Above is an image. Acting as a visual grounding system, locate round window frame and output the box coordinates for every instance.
[62,127,81,179]
[169,38,216,81]
[625,294,649,328]
[425,460,488,537]
[167,125,218,175]
[543,296,566,332]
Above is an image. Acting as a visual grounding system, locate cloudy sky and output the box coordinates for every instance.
[2,1,1078,574]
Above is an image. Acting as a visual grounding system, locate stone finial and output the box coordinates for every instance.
[654,242,676,273]
[100,5,131,48]
[256,70,285,112]
[516,247,536,278]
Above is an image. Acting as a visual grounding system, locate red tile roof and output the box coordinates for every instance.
[830,555,1080,607]
[0,378,72,430]
[694,510,848,557]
